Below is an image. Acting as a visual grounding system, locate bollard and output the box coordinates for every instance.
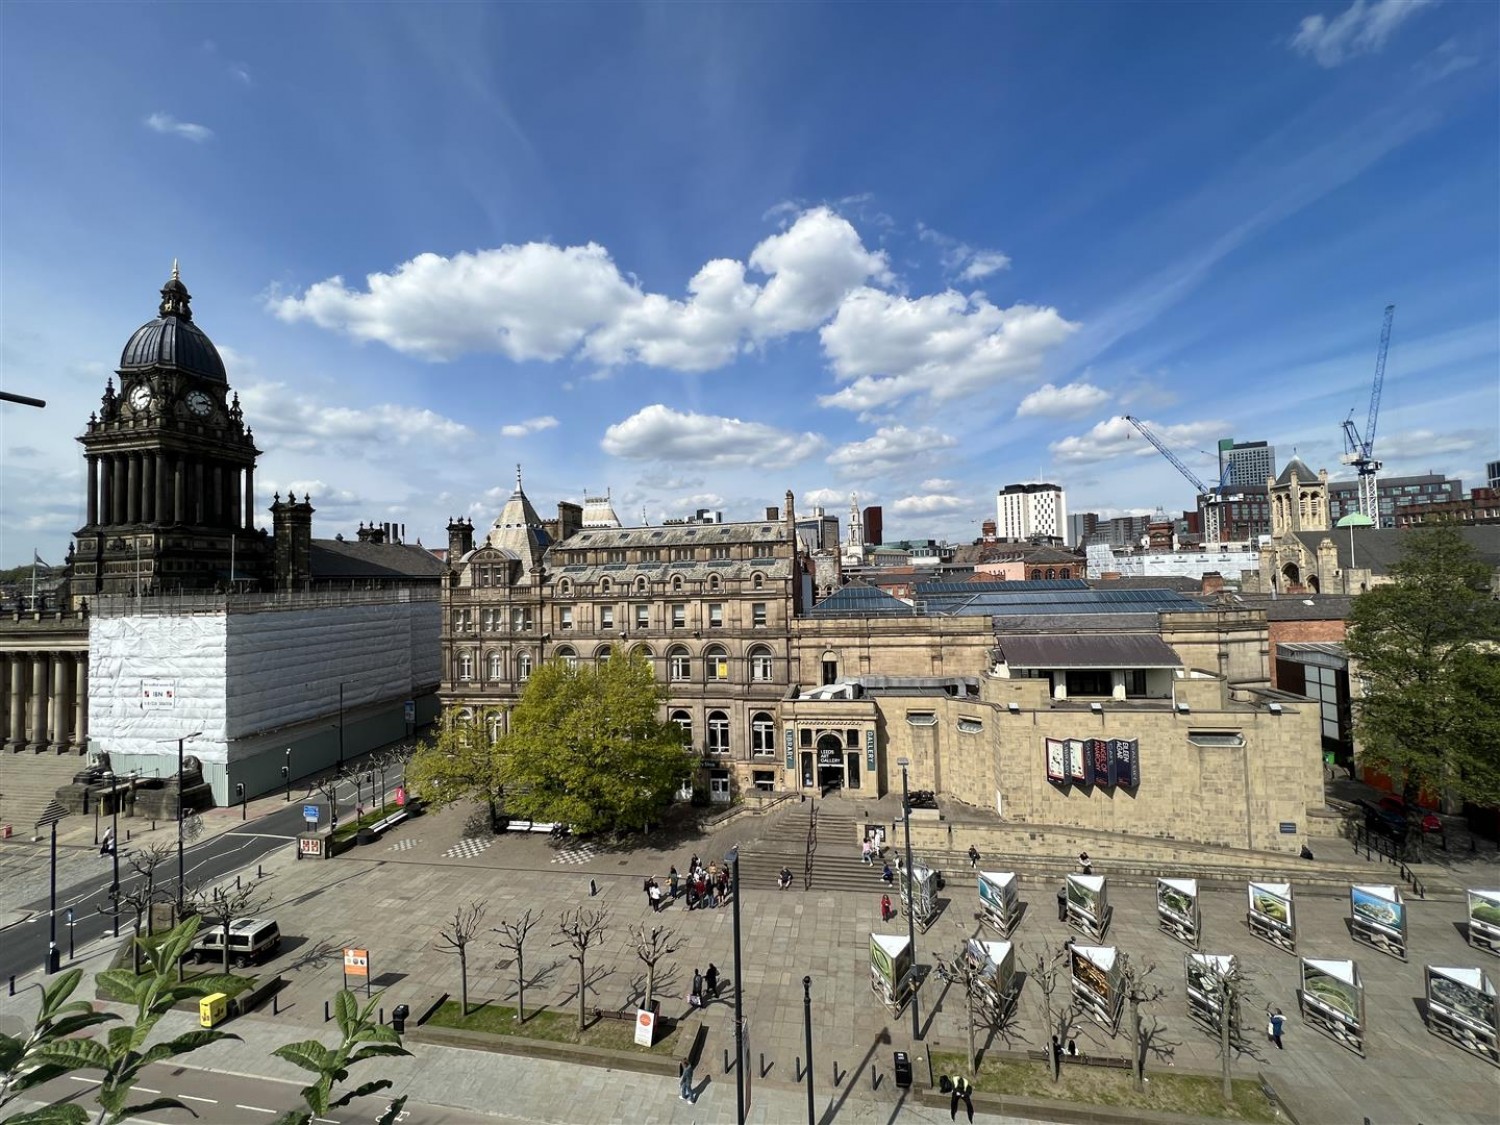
[152,820,156,831]
[589,878,597,897]
[796,1055,803,1081]
[273,993,278,1015]
[724,1047,732,1073]
[258,864,263,878]
[7,975,13,997]
[834,1061,842,1087]
[379,1007,385,1025]
[324,999,331,1022]
[872,1066,880,1090]
[235,875,241,890]
[126,829,132,841]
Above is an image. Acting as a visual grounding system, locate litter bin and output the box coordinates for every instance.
[392,1003,410,1034]
[199,992,228,1028]
[893,1050,912,1089]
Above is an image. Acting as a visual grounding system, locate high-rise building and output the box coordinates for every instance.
[1218,439,1276,489]
[995,482,1067,542]
[1067,512,1098,548]
[1328,474,1462,529]
[862,505,883,547]
[1488,460,1499,491]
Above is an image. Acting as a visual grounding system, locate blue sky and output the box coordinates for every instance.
[2,0,1496,563]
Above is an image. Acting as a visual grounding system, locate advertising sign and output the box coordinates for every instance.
[1247,882,1296,954]
[1298,958,1365,1055]
[1157,878,1201,948]
[964,938,1017,1017]
[297,835,324,858]
[1186,953,1238,1030]
[1350,884,1407,961]
[1045,739,1067,785]
[1088,738,1115,787]
[978,871,1019,936]
[634,1008,656,1047]
[1425,965,1500,1066]
[140,679,177,712]
[899,859,939,930]
[343,947,369,976]
[1067,874,1111,940]
[870,934,914,1011]
[1070,944,1123,1030]
[1467,890,1500,956]
[1066,739,1090,784]
[395,785,407,808]
[1112,739,1140,787]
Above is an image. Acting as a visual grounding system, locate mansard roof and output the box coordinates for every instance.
[554,520,788,551]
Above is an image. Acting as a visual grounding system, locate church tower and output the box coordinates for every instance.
[1267,456,1330,540]
[72,265,272,601]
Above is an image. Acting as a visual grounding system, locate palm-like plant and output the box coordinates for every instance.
[270,990,410,1125]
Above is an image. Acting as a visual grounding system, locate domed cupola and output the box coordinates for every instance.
[118,261,228,383]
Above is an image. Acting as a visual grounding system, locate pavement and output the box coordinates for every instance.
[3,787,1499,1124]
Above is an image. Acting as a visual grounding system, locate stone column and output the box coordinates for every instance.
[212,463,225,525]
[7,655,23,747]
[87,458,99,525]
[141,454,155,523]
[174,457,185,523]
[126,453,140,523]
[74,653,88,750]
[51,654,70,752]
[244,466,255,530]
[28,652,48,750]
[113,454,128,524]
[155,452,169,524]
[193,461,205,524]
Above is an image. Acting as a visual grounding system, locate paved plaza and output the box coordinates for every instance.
[3,793,1499,1124]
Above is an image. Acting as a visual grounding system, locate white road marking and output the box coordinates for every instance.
[181,1095,218,1104]
[135,1086,160,1093]
[68,1076,100,1085]
[236,1105,276,1114]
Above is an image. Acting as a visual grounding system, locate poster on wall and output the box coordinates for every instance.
[1298,958,1365,1056]
[1066,739,1091,784]
[1246,882,1296,954]
[1111,739,1140,787]
[1425,965,1500,1067]
[1467,890,1500,957]
[1157,878,1201,948]
[1350,884,1407,961]
[1088,739,1115,787]
[1067,874,1111,940]
[978,871,1020,937]
[1185,953,1238,1031]
[1045,739,1067,785]
[1070,944,1123,1031]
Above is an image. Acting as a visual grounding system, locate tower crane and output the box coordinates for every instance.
[1340,304,1395,524]
[1124,415,1236,543]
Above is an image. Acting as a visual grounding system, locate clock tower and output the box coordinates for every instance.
[72,264,272,600]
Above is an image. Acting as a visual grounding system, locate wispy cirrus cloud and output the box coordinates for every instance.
[500,415,559,438]
[1290,0,1437,68]
[144,113,213,143]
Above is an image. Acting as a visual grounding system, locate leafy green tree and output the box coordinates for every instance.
[499,655,690,836]
[271,990,409,1125]
[1345,525,1500,807]
[405,706,505,815]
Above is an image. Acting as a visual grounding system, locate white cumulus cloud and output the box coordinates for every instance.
[1048,415,1228,466]
[891,493,967,515]
[1290,0,1436,67]
[601,404,824,468]
[920,478,957,491]
[802,487,853,507]
[1016,381,1111,419]
[827,425,958,477]
[145,113,213,142]
[818,291,1078,412]
[236,381,474,453]
[500,415,559,438]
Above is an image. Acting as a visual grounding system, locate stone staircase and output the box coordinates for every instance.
[740,799,910,893]
[0,752,83,840]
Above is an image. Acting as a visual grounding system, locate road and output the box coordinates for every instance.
[19,1061,512,1124]
[0,781,379,982]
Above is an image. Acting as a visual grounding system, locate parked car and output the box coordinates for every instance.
[1355,799,1407,840]
[187,917,281,967]
[1377,795,1445,835]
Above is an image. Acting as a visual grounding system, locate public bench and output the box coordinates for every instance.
[356,810,409,844]
[504,819,561,834]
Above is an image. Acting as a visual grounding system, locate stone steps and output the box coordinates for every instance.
[0,751,82,839]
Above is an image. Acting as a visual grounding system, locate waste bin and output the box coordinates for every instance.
[893,1050,912,1089]
[392,1003,410,1034]
[199,992,228,1028]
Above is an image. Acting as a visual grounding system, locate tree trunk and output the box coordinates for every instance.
[577,957,587,1031]
[132,917,143,975]
[516,949,526,1023]
[966,996,977,1077]
[459,948,469,1016]
[1220,987,1233,1104]
[223,921,232,975]
[1130,995,1143,1091]
[645,962,656,1014]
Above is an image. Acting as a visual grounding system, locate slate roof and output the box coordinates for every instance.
[1226,593,1355,621]
[550,559,792,583]
[808,583,916,617]
[310,540,446,581]
[1089,575,1204,592]
[922,587,1202,617]
[1275,456,1320,486]
[1291,525,1500,575]
[557,521,787,550]
[996,633,1183,669]
[916,579,1087,596]
[996,612,1163,634]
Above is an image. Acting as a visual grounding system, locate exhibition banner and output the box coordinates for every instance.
[870,934,914,1010]
[1185,953,1237,1030]
[1045,739,1067,785]
[1067,874,1110,940]
[1066,739,1090,784]
[1071,944,1122,1030]
[899,859,939,926]
[1088,738,1115,787]
[1298,958,1365,1055]
[965,938,1017,1015]
[1467,890,1500,956]
[1425,965,1500,1067]
[1112,738,1140,787]
[978,871,1019,936]
[1350,884,1406,960]
[1157,878,1200,948]
[1247,881,1296,953]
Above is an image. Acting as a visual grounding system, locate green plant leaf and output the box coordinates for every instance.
[36,970,86,1020]
[31,1037,111,1072]
[3,1104,91,1125]
[272,1040,336,1075]
[93,970,144,1005]
[333,991,358,1037]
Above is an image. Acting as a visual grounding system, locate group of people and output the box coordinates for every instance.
[645,855,734,912]
[688,962,721,1009]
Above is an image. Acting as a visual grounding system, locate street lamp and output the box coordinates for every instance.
[802,975,815,1125]
[103,770,121,937]
[897,756,920,1039]
[283,747,292,802]
[160,730,202,915]
[235,782,246,821]
[35,800,66,974]
[726,845,745,1125]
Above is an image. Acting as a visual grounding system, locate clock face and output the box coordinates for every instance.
[186,390,213,418]
[128,384,152,411]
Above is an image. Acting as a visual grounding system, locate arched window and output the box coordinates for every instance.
[1030,569,1042,580]
[671,575,683,591]
[633,577,647,595]
[458,651,474,681]
[555,645,578,671]
[487,651,503,680]
[705,644,729,682]
[517,652,532,682]
[668,645,691,682]
[596,645,612,665]
[820,650,838,686]
[600,577,612,595]
[632,643,654,662]
[752,572,765,590]
[558,578,572,597]
[486,712,503,743]
[709,574,721,591]
[455,707,475,726]
[1046,568,1056,580]
[750,711,775,756]
[671,709,692,743]
[707,710,730,754]
[1060,568,1071,579]
[748,644,775,682]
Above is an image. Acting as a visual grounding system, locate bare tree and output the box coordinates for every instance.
[1118,953,1170,1092]
[98,843,173,972]
[188,878,271,973]
[1198,958,1260,1104]
[1030,944,1085,1082]
[492,908,542,1023]
[307,774,342,830]
[936,944,1022,1077]
[629,921,680,1016]
[554,906,610,1032]
[435,900,487,1016]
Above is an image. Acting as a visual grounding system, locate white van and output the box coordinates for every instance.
[188,918,281,967]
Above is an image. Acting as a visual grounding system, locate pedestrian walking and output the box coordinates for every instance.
[678,1057,696,1103]
[881,893,892,921]
[99,827,115,857]
[689,853,699,874]
[950,1074,974,1123]
[1057,883,1068,921]
[862,838,872,865]
[1078,851,1092,875]
[692,968,704,1008]
[649,882,663,912]
[705,963,720,1000]
[1268,1007,1286,1050]
[669,866,679,898]
[967,844,980,869]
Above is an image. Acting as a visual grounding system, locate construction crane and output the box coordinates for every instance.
[1340,304,1395,524]
[1124,415,1236,543]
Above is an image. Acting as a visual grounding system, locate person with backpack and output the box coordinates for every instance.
[967,844,980,869]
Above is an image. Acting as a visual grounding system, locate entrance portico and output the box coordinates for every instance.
[780,683,881,797]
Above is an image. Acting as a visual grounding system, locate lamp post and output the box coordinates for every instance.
[160,731,202,915]
[236,782,246,821]
[284,747,292,802]
[726,845,745,1125]
[802,975,815,1125]
[897,756,920,1039]
[103,770,121,937]
[36,801,66,974]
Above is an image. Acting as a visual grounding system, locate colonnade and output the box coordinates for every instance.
[85,451,254,530]
[0,650,88,752]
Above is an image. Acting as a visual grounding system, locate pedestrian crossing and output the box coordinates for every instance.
[443,837,494,860]
[550,842,599,864]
